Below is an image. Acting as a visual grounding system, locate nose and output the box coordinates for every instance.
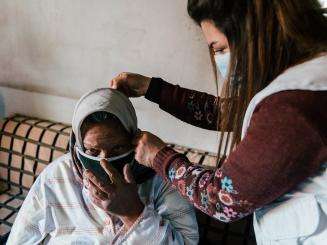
[99,150,110,159]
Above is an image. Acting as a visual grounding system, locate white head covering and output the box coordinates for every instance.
[72,88,137,148]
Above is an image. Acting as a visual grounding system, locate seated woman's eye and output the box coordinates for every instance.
[111,145,125,155]
[85,149,99,156]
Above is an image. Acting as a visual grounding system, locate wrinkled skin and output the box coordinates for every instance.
[82,121,144,229]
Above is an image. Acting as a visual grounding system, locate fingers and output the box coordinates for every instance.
[84,170,114,194]
[109,72,128,90]
[86,177,108,201]
[100,160,124,186]
[123,164,135,184]
[119,72,129,81]
[109,79,117,89]
[89,192,104,208]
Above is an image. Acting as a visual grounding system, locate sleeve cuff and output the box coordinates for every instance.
[153,146,183,180]
[144,77,164,104]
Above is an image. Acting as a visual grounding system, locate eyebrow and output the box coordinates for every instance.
[83,135,113,148]
[83,139,126,150]
[83,142,98,149]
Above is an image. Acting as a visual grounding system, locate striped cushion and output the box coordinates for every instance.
[0,115,255,244]
[0,115,71,190]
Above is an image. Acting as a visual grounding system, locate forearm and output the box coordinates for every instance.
[153,147,253,222]
[151,91,325,222]
[145,78,219,131]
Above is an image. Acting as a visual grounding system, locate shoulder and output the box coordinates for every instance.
[38,153,74,178]
[252,90,327,131]
[257,90,327,111]
[138,175,175,203]
[243,54,327,134]
[25,153,81,203]
[35,153,80,189]
[246,90,327,138]
[140,175,195,216]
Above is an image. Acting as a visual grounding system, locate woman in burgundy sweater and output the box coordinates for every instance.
[107,0,327,243]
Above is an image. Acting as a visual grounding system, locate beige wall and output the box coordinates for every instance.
[1,0,325,152]
[0,0,219,152]
[0,0,216,97]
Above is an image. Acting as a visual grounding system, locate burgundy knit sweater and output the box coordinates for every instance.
[145,77,327,222]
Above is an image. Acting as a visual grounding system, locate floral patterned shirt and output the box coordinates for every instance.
[145,78,327,223]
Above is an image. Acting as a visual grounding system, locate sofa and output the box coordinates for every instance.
[0,114,256,244]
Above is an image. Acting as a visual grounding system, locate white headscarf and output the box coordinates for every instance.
[70,88,154,184]
[72,88,138,148]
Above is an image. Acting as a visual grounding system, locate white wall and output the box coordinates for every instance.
[0,0,219,152]
[1,0,326,152]
[0,0,216,97]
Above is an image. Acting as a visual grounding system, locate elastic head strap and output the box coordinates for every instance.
[75,146,134,162]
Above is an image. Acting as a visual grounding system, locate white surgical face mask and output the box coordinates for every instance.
[214,52,230,80]
[76,146,135,181]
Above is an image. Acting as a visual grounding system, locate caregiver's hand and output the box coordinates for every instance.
[133,131,166,168]
[84,162,144,229]
[109,72,151,97]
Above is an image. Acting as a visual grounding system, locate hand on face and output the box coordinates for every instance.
[84,161,144,228]
[132,131,166,169]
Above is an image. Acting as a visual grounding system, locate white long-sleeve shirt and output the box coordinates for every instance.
[7,154,199,244]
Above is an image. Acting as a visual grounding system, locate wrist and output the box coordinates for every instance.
[141,76,152,96]
[144,77,163,103]
[150,144,166,169]
[119,199,144,230]
[152,146,179,179]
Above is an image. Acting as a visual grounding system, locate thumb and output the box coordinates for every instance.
[109,79,116,89]
[123,164,135,184]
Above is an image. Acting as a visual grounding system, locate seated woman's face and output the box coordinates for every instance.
[82,119,132,158]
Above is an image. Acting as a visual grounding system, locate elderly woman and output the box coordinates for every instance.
[7,88,199,244]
